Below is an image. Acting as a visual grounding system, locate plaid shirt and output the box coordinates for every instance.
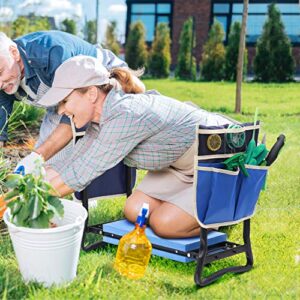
[54,89,231,191]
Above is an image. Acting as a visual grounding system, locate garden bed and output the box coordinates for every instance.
[3,124,40,171]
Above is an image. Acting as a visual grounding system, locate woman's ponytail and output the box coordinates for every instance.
[110,68,145,94]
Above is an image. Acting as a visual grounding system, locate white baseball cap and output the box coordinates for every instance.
[38,55,111,107]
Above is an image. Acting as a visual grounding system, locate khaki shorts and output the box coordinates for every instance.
[136,142,196,217]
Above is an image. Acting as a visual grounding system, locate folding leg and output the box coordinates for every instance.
[81,165,134,251]
[194,219,253,287]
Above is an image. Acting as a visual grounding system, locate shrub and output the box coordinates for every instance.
[253,3,295,82]
[61,18,77,35]
[148,23,171,78]
[125,21,148,70]
[201,20,226,81]
[8,102,44,139]
[175,17,196,80]
[12,15,51,38]
[85,20,97,44]
[224,22,248,81]
[103,21,120,56]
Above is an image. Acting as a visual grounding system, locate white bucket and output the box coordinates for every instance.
[3,199,87,287]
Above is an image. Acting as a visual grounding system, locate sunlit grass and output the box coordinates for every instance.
[0,81,299,299]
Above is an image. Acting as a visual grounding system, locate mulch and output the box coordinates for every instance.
[3,125,40,171]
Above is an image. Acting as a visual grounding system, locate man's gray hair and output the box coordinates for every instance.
[0,32,17,57]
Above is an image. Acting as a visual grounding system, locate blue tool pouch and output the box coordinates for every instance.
[195,162,268,226]
[194,122,268,228]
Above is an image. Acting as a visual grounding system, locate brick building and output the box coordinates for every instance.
[125,0,300,73]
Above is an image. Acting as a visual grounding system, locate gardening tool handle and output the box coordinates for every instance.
[265,134,285,166]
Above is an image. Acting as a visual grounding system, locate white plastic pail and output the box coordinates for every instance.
[3,199,87,287]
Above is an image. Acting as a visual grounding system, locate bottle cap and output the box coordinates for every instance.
[136,203,149,227]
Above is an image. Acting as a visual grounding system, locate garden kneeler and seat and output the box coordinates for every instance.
[76,121,271,287]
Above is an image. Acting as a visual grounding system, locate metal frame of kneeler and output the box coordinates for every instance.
[100,219,253,286]
[193,219,253,287]
[75,162,135,251]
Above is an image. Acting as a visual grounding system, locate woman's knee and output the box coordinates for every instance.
[123,190,162,223]
[149,204,200,238]
[149,212,174,238]
[123,197,139,223]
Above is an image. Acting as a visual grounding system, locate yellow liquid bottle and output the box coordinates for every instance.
[114,203,152,279]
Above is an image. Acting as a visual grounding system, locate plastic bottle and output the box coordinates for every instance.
[114,203,152,279]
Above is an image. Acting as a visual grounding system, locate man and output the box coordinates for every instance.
[0,30,144,172]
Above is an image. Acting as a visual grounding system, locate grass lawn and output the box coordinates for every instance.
[1,80,299,299]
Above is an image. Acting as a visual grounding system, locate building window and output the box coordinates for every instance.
[127,1,172,42]
[212,1,300,44]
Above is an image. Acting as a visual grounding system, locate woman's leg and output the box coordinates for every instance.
[124,190,200,238]
[149,202,200,238]
[124,189,162,223]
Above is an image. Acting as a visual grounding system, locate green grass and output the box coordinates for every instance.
[1,80,299,299]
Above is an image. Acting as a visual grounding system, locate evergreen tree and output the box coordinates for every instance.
[12,17,30,38]
[175,17,196,80]
[104,21,120,56]
[61,18,77,35]
[125,21,148,70]
[12,15,51,38]
[254,3,295,82]
[225,22,248,81]
[33,17,51,32]
[201,20,226,81]
[86,20,97,44]
[148,23,171,78]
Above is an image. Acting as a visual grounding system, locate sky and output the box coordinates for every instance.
[0,0,127,42]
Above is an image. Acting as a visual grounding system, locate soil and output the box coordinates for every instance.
[3,125,40,171]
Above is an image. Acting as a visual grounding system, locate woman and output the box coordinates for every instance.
[38,56,233,238]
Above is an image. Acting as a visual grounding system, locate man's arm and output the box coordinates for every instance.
[45,167,74,197]
[35,123,73,161]
[0,91,16,145]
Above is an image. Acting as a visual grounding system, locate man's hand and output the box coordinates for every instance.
[14,152,45,176]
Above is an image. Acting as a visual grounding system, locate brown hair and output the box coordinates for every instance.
[76,68,144,96]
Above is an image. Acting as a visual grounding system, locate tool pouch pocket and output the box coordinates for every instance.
[195,162,268,227]
[233,165,268,221]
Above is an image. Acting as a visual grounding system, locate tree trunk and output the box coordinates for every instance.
[235,0,249,114]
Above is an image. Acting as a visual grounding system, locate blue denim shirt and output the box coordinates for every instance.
[0,30,126,141]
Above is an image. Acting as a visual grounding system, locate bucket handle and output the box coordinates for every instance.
[8,226,19,234]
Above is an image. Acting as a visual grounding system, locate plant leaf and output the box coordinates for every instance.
[47,196,64,218]
[5,189,20,201]
[31,194,43,220]
[29,212,50,228]
[14,201,31,226]
[5,174,23,188]
[24,175,35,191]
[10,201,22,216]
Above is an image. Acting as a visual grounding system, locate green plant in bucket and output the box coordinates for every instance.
[4,164,64,228]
